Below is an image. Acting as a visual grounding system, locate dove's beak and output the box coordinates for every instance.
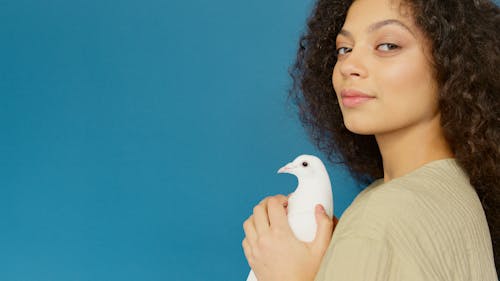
[277,163,296,174]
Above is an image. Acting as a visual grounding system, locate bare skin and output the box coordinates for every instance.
[242,0,454,279]
[375,114,454,182]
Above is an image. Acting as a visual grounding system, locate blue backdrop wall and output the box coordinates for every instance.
[1,0,497,281]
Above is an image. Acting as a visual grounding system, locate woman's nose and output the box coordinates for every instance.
[337,48,368,79]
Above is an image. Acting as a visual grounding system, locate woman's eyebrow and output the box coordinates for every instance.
[337,19,415,39]
[368,19,415,36]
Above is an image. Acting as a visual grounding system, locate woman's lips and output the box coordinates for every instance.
[341,96,375,107]
[340,89,375,108]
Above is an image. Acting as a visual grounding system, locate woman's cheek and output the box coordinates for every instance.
[332,66,341,93]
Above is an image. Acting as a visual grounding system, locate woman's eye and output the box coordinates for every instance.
[335,47,352,56]
[377,43,400,51]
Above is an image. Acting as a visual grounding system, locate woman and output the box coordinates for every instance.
[242,0,499,280]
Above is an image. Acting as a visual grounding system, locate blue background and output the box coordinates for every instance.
[2,0,497,280]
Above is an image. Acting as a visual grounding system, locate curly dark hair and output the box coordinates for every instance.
[288,0,500,270]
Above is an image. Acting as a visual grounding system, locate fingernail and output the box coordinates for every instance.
[316,204,325,213]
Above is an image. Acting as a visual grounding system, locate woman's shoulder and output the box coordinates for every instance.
[362,158,477,210]
[366,158,483,223]
[328,159,496,281]
[383,158,473,193]
[335,158,485,240]
[378,158,483,218]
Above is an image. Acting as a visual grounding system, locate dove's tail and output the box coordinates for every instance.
[246,270,258,281]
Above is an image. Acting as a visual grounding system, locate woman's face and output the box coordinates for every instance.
[332,0,439,135]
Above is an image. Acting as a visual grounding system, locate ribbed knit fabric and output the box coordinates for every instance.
[315,158,498,281]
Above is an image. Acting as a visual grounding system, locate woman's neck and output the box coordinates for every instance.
[375,113,454,183]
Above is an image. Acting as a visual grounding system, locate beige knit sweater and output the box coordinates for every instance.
[315,158,497,281]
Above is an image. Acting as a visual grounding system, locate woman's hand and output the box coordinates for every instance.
[242,195,338,281]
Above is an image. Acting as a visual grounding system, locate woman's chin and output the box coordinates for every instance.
[343,120,377,135]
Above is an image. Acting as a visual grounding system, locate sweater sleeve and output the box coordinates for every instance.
[316,236,393,281]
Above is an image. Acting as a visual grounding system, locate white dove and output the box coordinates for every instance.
[246,154,334,281]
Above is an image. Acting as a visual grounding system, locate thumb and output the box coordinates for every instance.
[310,204,334,254]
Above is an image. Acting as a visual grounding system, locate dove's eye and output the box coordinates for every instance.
[302,161,308,167]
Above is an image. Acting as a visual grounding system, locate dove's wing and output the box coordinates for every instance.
[288,211,318,242]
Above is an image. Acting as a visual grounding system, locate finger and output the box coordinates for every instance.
[243,216,258,246]
[242,238,254,266]
[258,194,287,208]
[310,204,334,254]
[267,196,290,230]
[253,199,270,235]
